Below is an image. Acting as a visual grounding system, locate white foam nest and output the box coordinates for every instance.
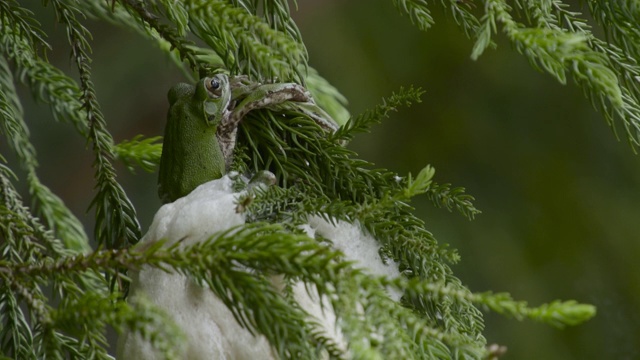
[117,175,400,360]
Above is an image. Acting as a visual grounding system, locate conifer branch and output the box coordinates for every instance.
[52,292,184,360]
[394,278,596,328]
[440,0,482,38]
[0,161,68,258]
[470,0,640,151]
[392,0,482,39]
[474,292,597,328]
[240,108,488,343]
[0,56,89,252]
[0,283,36,359]
[149,0,189,36]
[0,159,112,359]
[425,181,481,220]
[118,0,203,72]
[114,135,163,173]
[49,0,141,250]
[187,0,307,81]
[588,1,640,60]
[0,0,49,52]
[332,86,425,143]
[392,0,434,31]
[0,1,607,358]
[0,1,87,134]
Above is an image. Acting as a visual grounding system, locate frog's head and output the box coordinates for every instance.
[195,73,232,126]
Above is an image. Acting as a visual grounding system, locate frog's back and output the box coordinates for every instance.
[158,88,225,203]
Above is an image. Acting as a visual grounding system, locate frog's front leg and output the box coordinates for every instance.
[217,82,329,161]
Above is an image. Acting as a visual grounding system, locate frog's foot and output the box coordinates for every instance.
[217,81,339,165]
[217,82,314,161]
[222,83,312,133]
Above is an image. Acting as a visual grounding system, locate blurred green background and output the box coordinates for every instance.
[9,1,640,359]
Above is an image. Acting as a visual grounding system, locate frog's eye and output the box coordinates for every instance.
[206,77,223,97]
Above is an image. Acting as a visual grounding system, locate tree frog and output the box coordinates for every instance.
[157,74,231,203]
[158,73,339,204]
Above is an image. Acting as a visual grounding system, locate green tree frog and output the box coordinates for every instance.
[158,74,231,204]
[158,73,338,203]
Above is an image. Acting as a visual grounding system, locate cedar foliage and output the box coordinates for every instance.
[5,0,636,358]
